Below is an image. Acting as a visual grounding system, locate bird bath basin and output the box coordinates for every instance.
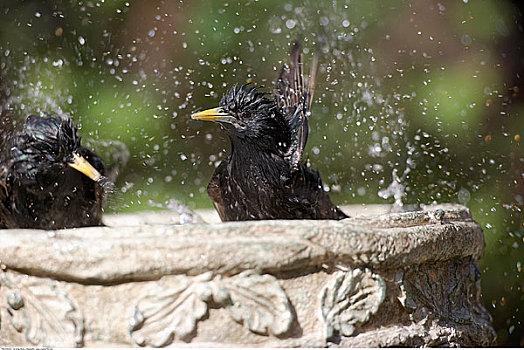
[0,204,495,347]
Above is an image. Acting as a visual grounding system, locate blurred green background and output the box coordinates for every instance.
[0,0,522,345]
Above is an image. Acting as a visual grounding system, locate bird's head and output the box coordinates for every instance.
[192,84,290,151]
[10,114,102,183]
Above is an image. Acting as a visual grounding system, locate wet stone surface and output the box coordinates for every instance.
[0,204,495,347]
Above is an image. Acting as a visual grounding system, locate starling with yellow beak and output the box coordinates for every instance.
[0,114,109,229]
[192,41,347,221]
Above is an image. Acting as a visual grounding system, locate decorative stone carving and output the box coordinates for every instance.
[218,270,294,336]
[397,257,495,347]
[320,268,386,340]
[130,272,213,346]
[0,271,84,347]
[0,204,496,347]
[129,270,294,347]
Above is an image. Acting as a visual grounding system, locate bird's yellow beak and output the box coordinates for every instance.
[68,152,102,182]
[191,107,234,122]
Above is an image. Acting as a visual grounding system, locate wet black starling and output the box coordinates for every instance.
[192,41,347,221]
[0,114,109,229]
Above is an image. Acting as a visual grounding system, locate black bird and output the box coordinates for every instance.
[192,42,347,221]
[0,114,109,229]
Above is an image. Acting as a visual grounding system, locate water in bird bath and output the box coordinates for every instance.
[0,0,523,345]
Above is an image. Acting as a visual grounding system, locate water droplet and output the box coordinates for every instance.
[461,34,472,46]
[458,187,471,205]
[52,59,64,68]
[286,19,296,29]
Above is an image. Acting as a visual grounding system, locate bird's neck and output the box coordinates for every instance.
[228,139,286,176]
[230,137,277,159]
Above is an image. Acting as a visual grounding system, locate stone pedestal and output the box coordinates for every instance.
[0,204,495,347]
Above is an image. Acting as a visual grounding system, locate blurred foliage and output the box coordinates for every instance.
[0,0,523,345]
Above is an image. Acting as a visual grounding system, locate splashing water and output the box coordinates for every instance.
[98,176,116,194]
[148,199,205,225]
[378,168,410,211]
[377,141,415,212]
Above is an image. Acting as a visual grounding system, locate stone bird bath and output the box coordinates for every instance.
[0,204,495,347]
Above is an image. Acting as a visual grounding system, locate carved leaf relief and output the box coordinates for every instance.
[1,272,84,347]
[129,272,213,347]
[215,270,293,336]
[320,268,386,339]
[129,270,295,346]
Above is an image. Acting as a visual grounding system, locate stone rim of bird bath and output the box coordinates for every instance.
[0,204,495,347]
[0,204,483,284]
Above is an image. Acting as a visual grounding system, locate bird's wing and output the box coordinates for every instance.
[284,165,348,220]
[275,40,318,170]
[207,162,228,222]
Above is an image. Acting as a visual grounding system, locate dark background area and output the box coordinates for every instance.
[1,0,522,345]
